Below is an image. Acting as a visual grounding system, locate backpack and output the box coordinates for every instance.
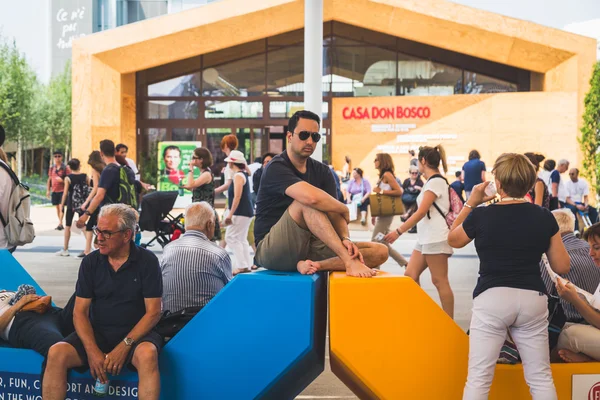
[428,175,463,229]
[0,161,35,246]
[70,176,90,211]
[108,165,138,209]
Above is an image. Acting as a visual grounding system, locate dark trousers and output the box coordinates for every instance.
[564,202,599,231]
[7,293,76,358]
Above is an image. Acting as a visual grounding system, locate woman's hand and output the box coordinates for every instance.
[556,278,581,304]
[373,187,381,194]
[468,182,496,207]
[188,161,195,170]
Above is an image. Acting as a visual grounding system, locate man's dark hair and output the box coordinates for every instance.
[163,145,181,159]
[543,159,556,172]
[455,171,461,178]
[254,157,263,164]
[0,124,5,147]
[468,150,481,160]
[288,110,320,134]
[99,140,115,157]
[116,143,128,152]
[67,158,81,171]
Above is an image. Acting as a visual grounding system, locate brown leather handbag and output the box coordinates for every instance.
[21,296,52,314]
[369,194,405,217]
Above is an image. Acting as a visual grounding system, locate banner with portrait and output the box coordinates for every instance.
[157,141,202,208]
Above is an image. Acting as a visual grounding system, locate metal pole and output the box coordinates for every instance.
[304,0,323,162]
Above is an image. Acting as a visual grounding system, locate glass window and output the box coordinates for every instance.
[267,46,330,96]
[148,73,201,96]
[203,53,265,97]
[139,128,167,185]
[236,128,264,162]
[269,102,328,120]
[172,128,197,141]
[398,60,462,96]
[329,45,398,97]
[121,0,168,25]
[464,71,517,94]
[145,100,199,119]
[205,101,263,119]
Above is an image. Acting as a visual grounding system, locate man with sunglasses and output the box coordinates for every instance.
[565,168,598,230]
[47,150,70,231]
[43,204,163,400]
[254,110,388,278]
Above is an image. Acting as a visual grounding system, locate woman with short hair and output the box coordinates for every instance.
[346,168,371,226]
[448,153,570,400]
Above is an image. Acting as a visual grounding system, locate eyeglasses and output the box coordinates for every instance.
[54,155,62,158]
[192,156,200,160]
[92,226,126,239]
[295,131,321,143]
[410,172,418,175]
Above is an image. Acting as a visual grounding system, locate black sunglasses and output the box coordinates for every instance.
[54,155,62,158]
[295,131,321,143]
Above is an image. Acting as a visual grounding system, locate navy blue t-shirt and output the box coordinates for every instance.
[76,243,162,344]
[463,203,559,298]
[254,151,337,245]
[228,171,254,217]
[98,163,135,207]
[462,159,486,191]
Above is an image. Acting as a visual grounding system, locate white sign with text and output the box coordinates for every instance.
[573,374,600,399]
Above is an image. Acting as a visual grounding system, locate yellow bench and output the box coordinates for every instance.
[329,272,600,399]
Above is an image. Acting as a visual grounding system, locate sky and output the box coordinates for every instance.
[450,0,600,29]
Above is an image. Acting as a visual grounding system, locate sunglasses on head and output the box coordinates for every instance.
[295,131,321,143]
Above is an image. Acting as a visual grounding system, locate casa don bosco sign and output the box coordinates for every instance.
[342,106,431,120]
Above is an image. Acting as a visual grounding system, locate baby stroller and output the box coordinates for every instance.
[139,191,185,248]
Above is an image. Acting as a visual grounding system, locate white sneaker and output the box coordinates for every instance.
[55,249,69,257]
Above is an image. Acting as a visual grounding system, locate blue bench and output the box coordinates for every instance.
[0,250,326,399]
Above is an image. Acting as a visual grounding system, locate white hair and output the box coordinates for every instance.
[557,159,570,167]
[552,209,575,234]
[409,165,419,173]
[98,204,138,234]
[185,202,215,230]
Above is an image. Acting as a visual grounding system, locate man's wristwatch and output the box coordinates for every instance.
[123,337,135,347]
[341,236,352,243]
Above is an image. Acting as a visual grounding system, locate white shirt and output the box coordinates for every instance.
[416,177,450,244]
[538,170,552,188]
[558,174,568,203]
[0,161,16,249]
[0,291,16,341]
[223,165,233,198]
[566,178,590,203]
[125,157,140,181]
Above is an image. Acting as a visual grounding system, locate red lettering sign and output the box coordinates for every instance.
[342,106,431,120]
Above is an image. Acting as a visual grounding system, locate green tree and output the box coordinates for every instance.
[580,61,600,197]
[0,38,37,142]
[36,62,72,155]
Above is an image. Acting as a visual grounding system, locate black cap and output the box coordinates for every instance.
[0,125,4,147]
[53,150,63,156]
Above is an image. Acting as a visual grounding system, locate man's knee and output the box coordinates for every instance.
[47,342,75,367]
[372,242,389,264]
[133,343,158,370]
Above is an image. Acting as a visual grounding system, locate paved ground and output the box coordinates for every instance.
[10,206,481,399]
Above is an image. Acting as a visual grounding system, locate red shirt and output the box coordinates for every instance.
[49,164,70,193]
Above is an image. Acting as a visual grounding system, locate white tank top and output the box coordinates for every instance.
[378,181,392,191]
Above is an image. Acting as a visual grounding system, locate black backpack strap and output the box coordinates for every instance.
[425,174,449,220]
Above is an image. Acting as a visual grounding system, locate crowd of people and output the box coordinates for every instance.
[4,110,600,400]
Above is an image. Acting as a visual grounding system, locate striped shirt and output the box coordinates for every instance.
[160,230,232,313]
[540,233,600,322]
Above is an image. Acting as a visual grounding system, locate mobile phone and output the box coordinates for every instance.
[374,232,385,242]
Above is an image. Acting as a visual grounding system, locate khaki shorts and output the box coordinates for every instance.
[414,240,453,255]
[255,210,337,272]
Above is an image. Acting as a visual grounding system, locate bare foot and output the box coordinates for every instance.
[346,259,377,278]
[558,349,594,363]
[297,260,321,275]
[233,268,251,276]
